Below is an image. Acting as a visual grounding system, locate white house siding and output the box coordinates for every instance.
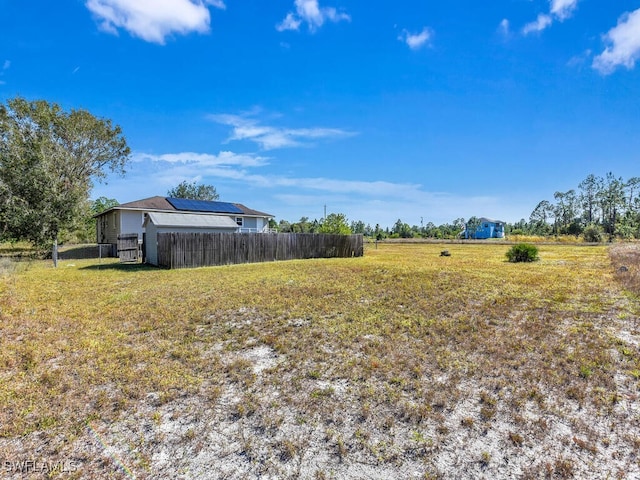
[96,210,143,245]
[239,217,269,232]
[243,217,258,230]
[145,222,159,266]
[120,211,145,241]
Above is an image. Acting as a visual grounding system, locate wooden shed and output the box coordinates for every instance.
[143,212,239,266]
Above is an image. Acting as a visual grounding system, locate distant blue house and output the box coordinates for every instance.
[462,217,505,239]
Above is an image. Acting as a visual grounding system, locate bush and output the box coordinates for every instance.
[506,243,539,263]
[582,224,603,243]
[614,224,635,240]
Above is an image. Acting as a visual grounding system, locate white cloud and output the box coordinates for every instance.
[85,0,225,44]
[135,150,269,167]
[567,49,592,68]
[207,0,225,9]
[522,13,552,35]
[134,147,419,198]
[131,148,421,200]
[0,60,8,84]
[276,0,350,33]
[398,27,433,50]
[498,19,510,36]
[593,8,640,75]
[550,0,578,20]
[208,112,356,150]
[522,0,578,35]
[276,13,302,32]
[95,149,527,227]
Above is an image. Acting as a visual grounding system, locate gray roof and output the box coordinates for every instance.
[478,217,505,224]
[119,196,175,210]
[95,196,273,218]
[144,212,239,229]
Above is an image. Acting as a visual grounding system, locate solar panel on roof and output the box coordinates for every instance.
[166,197,243,214]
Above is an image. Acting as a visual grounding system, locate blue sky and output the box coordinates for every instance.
[2,0,640,228]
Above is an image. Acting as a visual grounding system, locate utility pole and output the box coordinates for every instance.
[324,204,327,222]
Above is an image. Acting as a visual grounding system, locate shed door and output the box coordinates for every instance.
[117,233,139,263]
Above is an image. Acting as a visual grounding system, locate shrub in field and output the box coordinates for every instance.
[582,224,603,243]
[506,243,539,263]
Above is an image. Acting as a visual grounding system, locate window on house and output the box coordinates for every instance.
[236,217,244,227]
[484,223,489,228]
[113,213,117,230]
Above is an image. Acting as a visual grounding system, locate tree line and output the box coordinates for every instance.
[525,173,638,239]
[282,173,640,241]
[2,97,637,253]
[277,216,469,239]
[85,172,640,241]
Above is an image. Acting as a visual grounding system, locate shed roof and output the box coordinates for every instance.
[144,212,240,229]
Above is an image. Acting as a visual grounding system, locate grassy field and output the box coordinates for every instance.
[0,243,639,479]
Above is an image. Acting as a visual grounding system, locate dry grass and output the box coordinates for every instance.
[0,243,639,478]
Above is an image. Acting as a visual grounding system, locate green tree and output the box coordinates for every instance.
[374,223,384,240]
[278,219,292,233]
[553,190,578,233]
[392,218,413,238]
[167,180,219,201]
[291,216,314,233]
[452,218,465,232]
[598,172,625,235]
[463,216,482,238]
[0,97,130,264]
[91,196,119,216]
[625,177,640,212]
[423,222,437,238]
[583,224,603,243]
[350,220,366,234]
[319,213,352,235]
[578,174,602,225]
[529,201,553,234]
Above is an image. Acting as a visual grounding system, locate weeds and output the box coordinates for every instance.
[0,243,638,478]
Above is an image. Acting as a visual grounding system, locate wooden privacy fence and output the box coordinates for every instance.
[156,232,364,269]
[117,233,140,263]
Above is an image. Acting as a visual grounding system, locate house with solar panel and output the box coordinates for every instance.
[94,196,275,257]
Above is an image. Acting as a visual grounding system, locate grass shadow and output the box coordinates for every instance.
[58,245,111,260]
[79,262,160,272]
